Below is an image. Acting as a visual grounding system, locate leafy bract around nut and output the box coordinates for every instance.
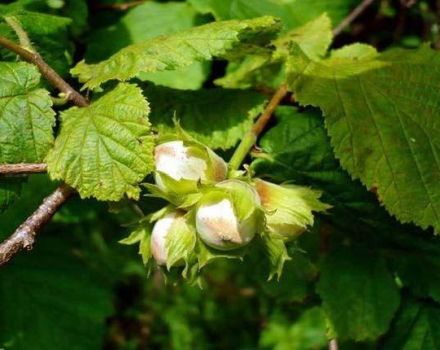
[255,179,330,240]
[71,16,281,89]
[151,211,197,270]
[46,83,154,201]
[196,179,263,250]
[153,139,227,196]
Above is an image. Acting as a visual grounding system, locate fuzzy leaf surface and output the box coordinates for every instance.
[46,83,154,201]
[72,16,281,89]
[290,46,440,232]
[0,62,55,163]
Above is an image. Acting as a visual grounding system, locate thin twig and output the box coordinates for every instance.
[228,84,288,172]
[0,163,47,175]
[93,0,146,11]
[332,0,375,37]
[329,339,339,350]
[0,184,74,266]
[0,36,89,107]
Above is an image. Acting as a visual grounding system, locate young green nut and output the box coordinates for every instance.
[254,179,330,240]
[151,211,184,266]
[154,140,227,194]
[196,180,262,251]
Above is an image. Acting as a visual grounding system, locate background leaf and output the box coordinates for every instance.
[145,85,266,149]
[260,307,328,350]
[85,1,208,90]
[383,296,440,350]
[0,235,113,350]
[290,45,440,232]
[317,247,400,341]
[189,0,357,31]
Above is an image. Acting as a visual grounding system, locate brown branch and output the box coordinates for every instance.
[332,0,375,37]
[0,184,75,266]
[0,26,89,266]
[0,36,89,107]
[0,163,47,175]
[228,84,288,171]
[252,84,288,136]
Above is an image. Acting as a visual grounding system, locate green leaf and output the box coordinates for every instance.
[165,215,197,269]
[0,62,55,163]
[274,13,332,60]
[85,1,208,90]
[260,307,328,350]
[0,236,113,350]
[290,45,440,232]
[251,106,380,225]
[217,13,332,89]
[71,16,281,89]
[383,296,440,349]
[393,253,440,304]
[145,85,266,149]
[46,83,154,201]
[0,10,72,77]
[317,247,400,341]
[189,0,357,31]
[260,232,291,280]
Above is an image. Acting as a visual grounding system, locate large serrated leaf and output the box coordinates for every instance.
[0,61,54,213]
[46,83,154,201]
[289,45,440,233]
[71,16,281,89]
[145,85,266,149]
[317,247,400,341]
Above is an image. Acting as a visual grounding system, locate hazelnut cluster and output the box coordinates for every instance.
[148,135,329,268]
